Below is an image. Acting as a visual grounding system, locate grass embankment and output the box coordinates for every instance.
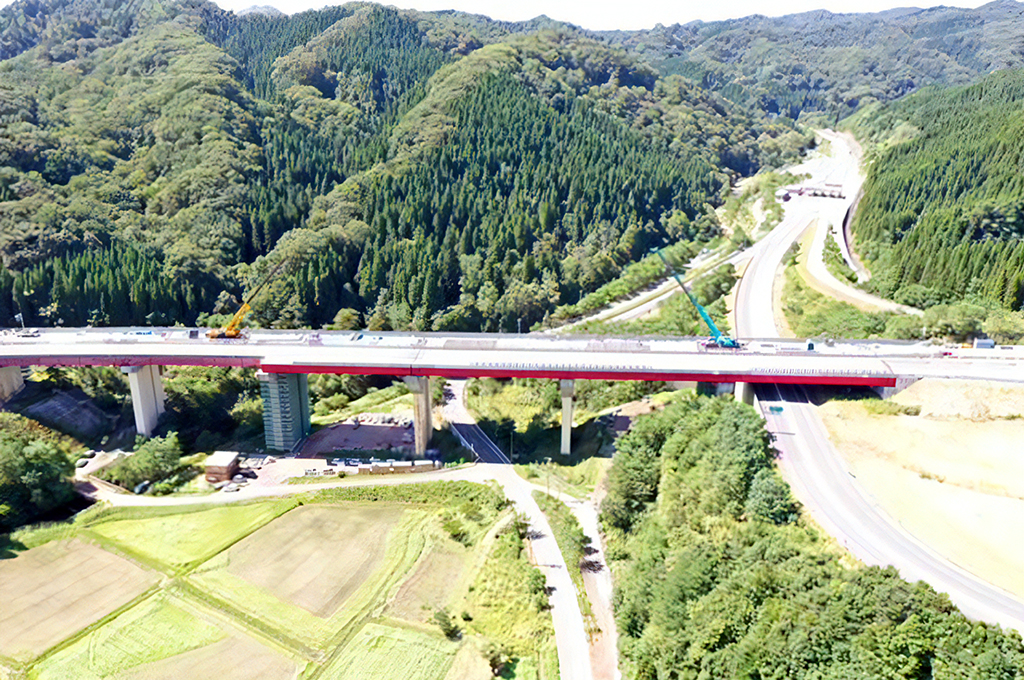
[532,492,598,638]
[2,480,554,680]
[545,240,698,326]
[466,520,559,679]
[311,384,413,426]
[516,458,610,499]
[782,250,892,339]
[721,170,799,237]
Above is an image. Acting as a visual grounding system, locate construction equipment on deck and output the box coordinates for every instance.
[653,247,742,349]
[207,260,288,339]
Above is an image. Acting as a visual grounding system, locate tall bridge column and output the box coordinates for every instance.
[0,366,25,402]
[735,381,755,406]
[403,376,432,456]
[259,370,310,452]
[122,365,166,436]
[560,379,575,456]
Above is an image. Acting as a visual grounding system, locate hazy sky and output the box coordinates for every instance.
[0,0,995,31]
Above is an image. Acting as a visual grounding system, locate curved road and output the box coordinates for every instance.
[734,133,1024,632]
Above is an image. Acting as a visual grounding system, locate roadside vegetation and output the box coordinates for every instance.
[783,242,1024,343]
[572,263,736,337]
[602,393,1024,677]
[517,458,611,500]
[0,413,76,532]
[466,377,669,463]
[721,170,800,237]
[0,480,553,679]
[822,231,858,284]
[545,240,702,327]
[532,491,597,636]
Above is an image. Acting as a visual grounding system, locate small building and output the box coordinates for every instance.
[205,450,240,483]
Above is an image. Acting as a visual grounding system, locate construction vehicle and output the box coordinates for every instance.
[207,260,287,339]
[653,247,742,349]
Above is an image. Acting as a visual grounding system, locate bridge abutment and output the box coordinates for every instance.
[259,370,310,452]
[560,379,575,456]
[876,375,920,400]
[0,366,25,402]
[122,365,166,436]
[402,376,432,456]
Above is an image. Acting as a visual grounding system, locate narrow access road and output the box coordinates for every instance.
[487,465,594,680]
[531,483,620,680]
[442,379,511,464]
[443,378,594,679]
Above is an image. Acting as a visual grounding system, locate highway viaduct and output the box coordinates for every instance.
[2,327,1021,456]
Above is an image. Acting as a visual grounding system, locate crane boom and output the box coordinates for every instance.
[653,248,740,349]
[207,259,288,340]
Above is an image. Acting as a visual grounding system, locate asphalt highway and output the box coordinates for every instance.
[734,132,1024,632]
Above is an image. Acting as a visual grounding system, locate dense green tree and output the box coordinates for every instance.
[99,432,183,490]
[0,0,803,333]
[0,434,73,531]
[603,395,1024,678]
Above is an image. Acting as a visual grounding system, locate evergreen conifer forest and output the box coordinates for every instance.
[10,0,1024,331]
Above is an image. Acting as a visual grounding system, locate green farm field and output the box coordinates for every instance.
[1,482,555,680]
[86,500,298,572]
[319,623,458,680]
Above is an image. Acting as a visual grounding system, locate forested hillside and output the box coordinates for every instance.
[612,0,1024,121]
[847,69,1024,313]
[0,0,806,332]
[603,395,1024,677]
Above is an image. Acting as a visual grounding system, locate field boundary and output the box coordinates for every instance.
[174,578,323,661]
[83,498,301,576]
[20,585,164,672]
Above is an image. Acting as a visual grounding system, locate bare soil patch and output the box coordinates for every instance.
[120,633,298,680]
[223,504,406,618]
[893,379,1024,420]
[300,417,415,457]
[0,539,157,661]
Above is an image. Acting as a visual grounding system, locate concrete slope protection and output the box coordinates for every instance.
[734,133,1024,633]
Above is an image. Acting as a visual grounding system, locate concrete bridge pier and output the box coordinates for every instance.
[402,376,432,456]
[122,365,166,436]
[0,366,25,402]
[735,381,755,406]
[560,379,575,456]
[258,370,310,452]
